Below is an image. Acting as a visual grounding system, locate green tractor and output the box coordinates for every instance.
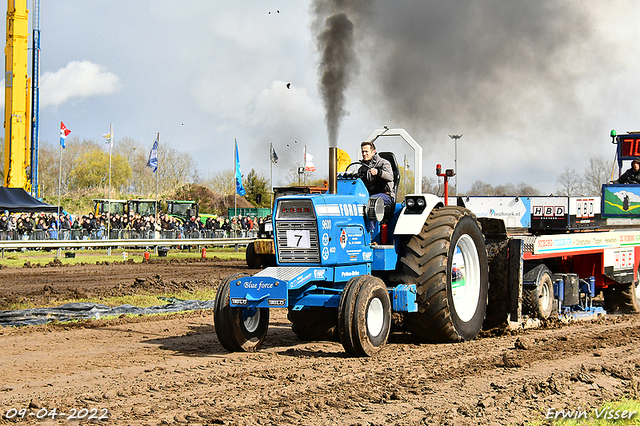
[166,200,199,224]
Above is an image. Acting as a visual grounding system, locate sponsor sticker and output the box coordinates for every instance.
[322,247,330,260]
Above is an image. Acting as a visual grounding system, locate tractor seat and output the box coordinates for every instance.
[376,151,400,222]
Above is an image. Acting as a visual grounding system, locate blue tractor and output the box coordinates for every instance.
[214,128,490,356]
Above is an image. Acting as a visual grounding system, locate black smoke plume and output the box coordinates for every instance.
[313,1,372,147]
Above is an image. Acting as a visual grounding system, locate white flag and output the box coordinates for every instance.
[304,152,316,172]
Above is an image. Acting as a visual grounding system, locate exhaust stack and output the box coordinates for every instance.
[328,147,338,194]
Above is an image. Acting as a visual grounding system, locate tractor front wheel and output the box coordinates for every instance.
[214,272,270,352]
[338,275,391,357]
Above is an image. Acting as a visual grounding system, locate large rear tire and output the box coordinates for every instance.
[399,206,489,342]
[621,280,640,312]
[605,282,640,314]
[214,272,270,352]
[338,275,391,357]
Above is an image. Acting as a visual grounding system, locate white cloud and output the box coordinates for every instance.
[40,60,121,107]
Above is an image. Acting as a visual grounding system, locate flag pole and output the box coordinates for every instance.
[107,122,113,240]
[270,142,273,209]
[57,142,62,241]
[155,133,159,225]
[234,139,237,220]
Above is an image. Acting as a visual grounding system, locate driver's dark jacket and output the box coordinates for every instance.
[358,153,395,200]
[617,167,640,184]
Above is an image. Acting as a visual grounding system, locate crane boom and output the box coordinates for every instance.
[4,0,31,189]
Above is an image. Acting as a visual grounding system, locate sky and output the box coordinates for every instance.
[6,0,640,194]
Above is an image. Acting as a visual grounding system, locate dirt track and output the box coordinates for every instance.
[1,259,640,425]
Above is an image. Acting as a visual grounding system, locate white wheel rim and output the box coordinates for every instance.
[540,278,551,310]
[451,234,481,323]
[243,309,260,333]
[367,297,384,337]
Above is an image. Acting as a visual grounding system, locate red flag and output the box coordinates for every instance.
[60,122,71,148]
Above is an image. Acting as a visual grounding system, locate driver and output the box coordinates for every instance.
[358,141,395,206]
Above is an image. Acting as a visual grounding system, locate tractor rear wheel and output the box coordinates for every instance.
[214,272,270,352]
[338,275,391,357]
[523,265,555,319]
[288,308,339,342]
[621,280,640,312]
[605,282,640,314]
[399,206,489,342]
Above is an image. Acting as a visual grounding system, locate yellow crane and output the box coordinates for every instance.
[3,0,31,189]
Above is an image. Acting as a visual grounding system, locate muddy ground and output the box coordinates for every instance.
[1,259,640,425]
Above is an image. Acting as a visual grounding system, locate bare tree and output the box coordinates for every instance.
[421,176,439,195]
[557,167,584,196]
[467,180,494,195]
[517,183,542,196]
[205,169,236,195]
[284,164,319,186]
[583,155,613,196]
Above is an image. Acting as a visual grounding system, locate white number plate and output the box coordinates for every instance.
[286,230,311,248]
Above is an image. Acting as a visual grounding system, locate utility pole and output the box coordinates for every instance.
[448,134,462,196]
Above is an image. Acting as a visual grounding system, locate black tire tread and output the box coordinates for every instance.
[338,275,370,356]
[214,272,249,352]
[399,206,487,343]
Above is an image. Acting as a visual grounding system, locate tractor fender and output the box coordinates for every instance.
[393,194,443,235]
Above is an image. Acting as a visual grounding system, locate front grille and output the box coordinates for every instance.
[276,220,320,263]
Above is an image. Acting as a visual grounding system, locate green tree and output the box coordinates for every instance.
[68,149,132,191]
[244,169,271,207]
[397,165,415,201]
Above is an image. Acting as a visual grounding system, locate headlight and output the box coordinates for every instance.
[404,196,427,214]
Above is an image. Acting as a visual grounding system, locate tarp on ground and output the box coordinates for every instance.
[0,299,216,327]
[0,187,58,213]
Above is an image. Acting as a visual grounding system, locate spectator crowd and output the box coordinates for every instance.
[0,210,266,241]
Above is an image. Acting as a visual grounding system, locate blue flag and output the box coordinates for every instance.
[235,140,246,196]
[147,135,158,172]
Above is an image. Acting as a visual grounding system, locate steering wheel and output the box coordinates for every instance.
[345,161,364,174]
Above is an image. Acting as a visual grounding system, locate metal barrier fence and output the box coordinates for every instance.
[0,229,258,242]
[0,229,260,257]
